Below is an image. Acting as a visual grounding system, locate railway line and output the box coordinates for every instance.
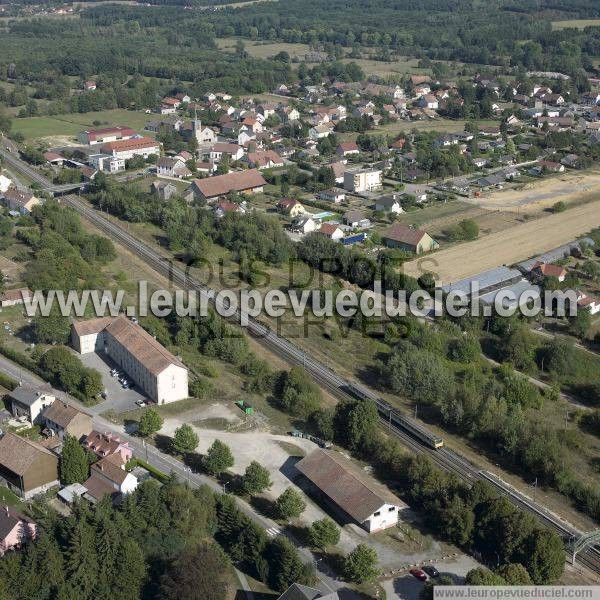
[61,194,600,577]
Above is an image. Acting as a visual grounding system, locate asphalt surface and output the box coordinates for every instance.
[0,352,352,597]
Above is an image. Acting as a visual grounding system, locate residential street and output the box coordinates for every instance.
[0,353,356,599]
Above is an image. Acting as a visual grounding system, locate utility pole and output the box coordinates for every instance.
[533,477,537,503]
[414,404,418,420]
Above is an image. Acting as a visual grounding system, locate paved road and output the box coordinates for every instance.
[0,353,351,598]
[3,141,600,577]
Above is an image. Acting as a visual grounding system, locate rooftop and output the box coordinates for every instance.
[0,432,56,476]
[295,449,404,523]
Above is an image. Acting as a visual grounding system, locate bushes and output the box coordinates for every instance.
[273,366,322,419]
[39,346,103,402]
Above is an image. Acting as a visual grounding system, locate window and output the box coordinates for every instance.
[388,506,396,512]
[373,511,381,517]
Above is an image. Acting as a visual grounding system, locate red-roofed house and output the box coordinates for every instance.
[577,292,600,315]
[244,150,284,170]
[316,223,344,241]
[531,262,567,282]
[276,198,305,217]
[538,160,565,173]
[336,141,359,157]
[0,507,36,555]
[214,201,246,218]
[100,137,160,160]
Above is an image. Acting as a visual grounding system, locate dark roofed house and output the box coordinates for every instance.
[0,433,59,498]
[295,449,406,533]
[381,223,439,254]
[8,383,55,425]
[191,170,266,201]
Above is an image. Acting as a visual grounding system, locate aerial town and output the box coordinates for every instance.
[0,1,599,599]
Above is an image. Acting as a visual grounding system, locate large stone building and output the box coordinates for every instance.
[72,316,188,404]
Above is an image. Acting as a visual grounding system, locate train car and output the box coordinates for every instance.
[392,412,444,449]
[343,382,444,449]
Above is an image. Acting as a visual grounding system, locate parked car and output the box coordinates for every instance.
[423,566,439,578]
[410,568,427,582]
[135,400,146,407]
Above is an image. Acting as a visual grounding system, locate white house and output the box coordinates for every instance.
[375,194,403,214]
[418,94,438,109]
[89,154,125,173]
[308,124,334,140]
[209,143,245,163]
[292,215,317,234]
[317,223,344,241]
[156,156,192,178]
[0,174,11,194]
[8,384,55,425]
[296,449,407,533]
[72,316,188,404]
[317,188,346,203]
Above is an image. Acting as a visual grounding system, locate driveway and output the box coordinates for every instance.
[382,555,482,600]
[79,351,149,415]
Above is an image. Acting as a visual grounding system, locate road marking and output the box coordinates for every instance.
[266,527,280,537]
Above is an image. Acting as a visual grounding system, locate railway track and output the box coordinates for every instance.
[60,194,600,576]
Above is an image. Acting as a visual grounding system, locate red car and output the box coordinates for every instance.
[410,568,428,582]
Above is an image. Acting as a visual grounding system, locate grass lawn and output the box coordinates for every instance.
[0,486,22,507]
[11,109,153,142]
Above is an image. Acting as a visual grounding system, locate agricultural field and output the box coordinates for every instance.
[10,109,154,144]
[402,199,600,284]
[467,168,600,213]
[551,19,600,30]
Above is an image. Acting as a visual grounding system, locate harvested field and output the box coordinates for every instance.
[402,199,600,285]
[468,169,600,213]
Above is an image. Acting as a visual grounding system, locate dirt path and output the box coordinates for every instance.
[403,199,600,284]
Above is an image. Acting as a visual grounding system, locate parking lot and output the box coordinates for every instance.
[79,351,150,415]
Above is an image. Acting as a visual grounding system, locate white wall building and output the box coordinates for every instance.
[72,316,188,404]
[100,137,161,161]
[89,154,126,173]
[296,449,406,533]
[343,168,382,193]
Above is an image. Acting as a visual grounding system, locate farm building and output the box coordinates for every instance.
[295,449,406,533]
[441,266,523,299]
[0,433,59,499]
